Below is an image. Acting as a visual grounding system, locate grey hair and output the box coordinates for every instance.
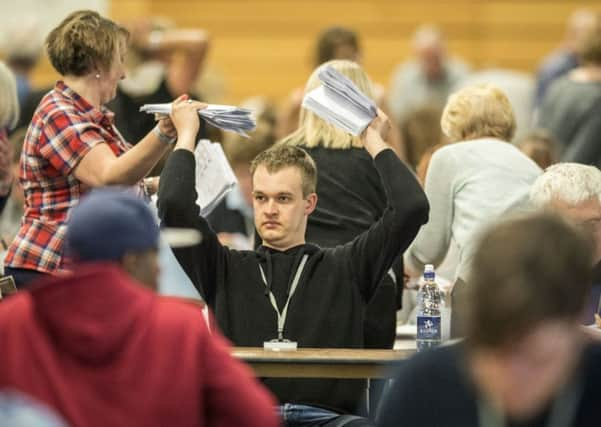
[530,163,601,207]
[0,61,19,130]
[412,24,444,50]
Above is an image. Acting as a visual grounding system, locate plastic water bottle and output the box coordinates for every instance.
[416,264,442,352]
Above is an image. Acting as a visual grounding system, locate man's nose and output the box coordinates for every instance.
[265,199,278,215]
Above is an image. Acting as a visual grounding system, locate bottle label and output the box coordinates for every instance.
[417,315,441,341]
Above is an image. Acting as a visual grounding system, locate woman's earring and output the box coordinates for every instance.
[95,73,100,79]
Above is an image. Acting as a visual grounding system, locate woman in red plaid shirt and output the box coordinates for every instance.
[4,10,205,287]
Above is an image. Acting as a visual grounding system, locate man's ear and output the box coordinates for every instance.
[120,252,137,276]
[305,193,318,216]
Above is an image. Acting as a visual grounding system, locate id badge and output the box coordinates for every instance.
[263,339,298,351]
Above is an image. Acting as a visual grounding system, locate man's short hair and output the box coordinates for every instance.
[250,145,317,197]
[464,213,592,349]
[441,84,516,142]
[46,10,129,76]
[530,163,601,208]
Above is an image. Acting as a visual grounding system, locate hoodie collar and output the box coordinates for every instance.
[31,263,155,365]
[256,242,320,257]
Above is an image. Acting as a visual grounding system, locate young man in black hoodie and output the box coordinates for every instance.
[158,101,429,426]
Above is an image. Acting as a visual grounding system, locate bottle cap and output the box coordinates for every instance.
[424,264,435,280]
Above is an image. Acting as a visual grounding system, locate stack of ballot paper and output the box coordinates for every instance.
[302,65,377,136]
[194,139,237,216]
[140,103,255,137]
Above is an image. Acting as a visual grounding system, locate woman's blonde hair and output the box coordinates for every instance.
[46,10,129,77]
[441,84,516,142]
[0,61,19,130]
[282,59,374,150]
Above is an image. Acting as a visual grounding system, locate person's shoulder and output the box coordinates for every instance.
[0,292,32,321]
[390,60,420,80]
[34,90,85,126]
[154,296,208,331]
[538,49,575,75]
[447,57,471,77]
[379,344,475,426]
[428,142,461,166]
[312,146,375,166]
[546,74,575,93]
[390,343,463,382]
[0,292,34,340]
[583,342,601,377]
[578,342,601,408]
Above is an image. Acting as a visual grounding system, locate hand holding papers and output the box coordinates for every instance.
[194,139,238,216]
[302,65,377,136]
[140,103,256,137]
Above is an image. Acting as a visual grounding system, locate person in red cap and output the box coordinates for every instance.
[0,188,280,427]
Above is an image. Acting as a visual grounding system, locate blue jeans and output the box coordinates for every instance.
[277,404,339,427]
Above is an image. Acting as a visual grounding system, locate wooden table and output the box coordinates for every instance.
[232,340,415,379]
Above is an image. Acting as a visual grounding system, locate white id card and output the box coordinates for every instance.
[263,340,298,351]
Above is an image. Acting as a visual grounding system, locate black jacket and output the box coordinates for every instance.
[158,148,428,413]
[303,146,405,349]
[378,343,601,427]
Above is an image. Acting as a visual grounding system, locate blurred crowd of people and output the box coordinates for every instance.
[0,7,600,427]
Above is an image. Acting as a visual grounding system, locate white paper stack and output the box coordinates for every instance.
[302,65,377,136]
[194,139,238,216]
[140,103,256,137]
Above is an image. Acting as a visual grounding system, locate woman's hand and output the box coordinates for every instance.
[157,115,177,140]
[169,95,207,142]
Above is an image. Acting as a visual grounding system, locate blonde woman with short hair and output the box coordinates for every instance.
[440,84,516,142]
[405,84,542,337]
[3,10,205,287]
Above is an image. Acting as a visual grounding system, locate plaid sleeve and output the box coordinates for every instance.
[38,109,106,176]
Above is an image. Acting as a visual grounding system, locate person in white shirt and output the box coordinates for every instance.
[405,84,542,337]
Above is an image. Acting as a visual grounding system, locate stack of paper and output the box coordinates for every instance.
[302,66,377,136]
[140,103,255,137]
[194,139,238,216]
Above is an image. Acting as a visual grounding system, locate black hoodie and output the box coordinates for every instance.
[158,148,429,413]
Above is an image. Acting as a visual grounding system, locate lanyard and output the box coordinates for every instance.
[259,254,309,340]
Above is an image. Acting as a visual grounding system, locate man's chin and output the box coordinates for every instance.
[260,230,285,246]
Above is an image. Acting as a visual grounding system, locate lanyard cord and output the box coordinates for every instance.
[259,253,309,340]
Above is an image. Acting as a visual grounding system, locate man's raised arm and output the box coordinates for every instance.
[345,110,430,301]
[157,98,227,304]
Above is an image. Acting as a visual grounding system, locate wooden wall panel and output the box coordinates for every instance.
[27,0,601,103]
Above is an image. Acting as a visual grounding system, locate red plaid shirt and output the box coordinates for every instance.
[4,81,132,273]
